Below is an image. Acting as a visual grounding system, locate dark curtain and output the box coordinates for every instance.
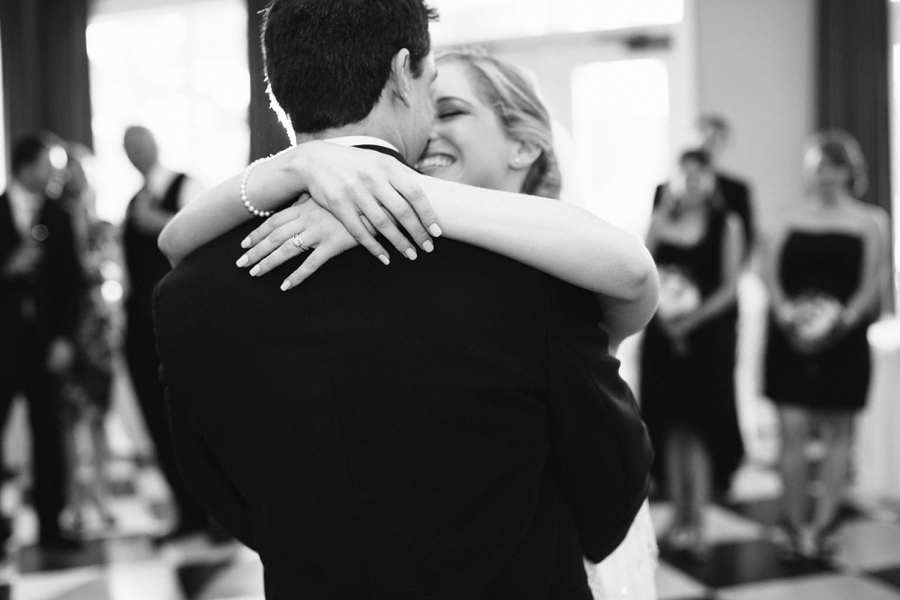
[816,0,891,215]
[0,0,93,169]
[247,0,290,162]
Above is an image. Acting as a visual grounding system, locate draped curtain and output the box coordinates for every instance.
[816,0,892,214]
[0,0,93,169]
[246,0,290,162]
[817,0,894,306]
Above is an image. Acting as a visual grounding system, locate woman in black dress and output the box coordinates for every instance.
[762,130,889,559]
[641,149,746,556]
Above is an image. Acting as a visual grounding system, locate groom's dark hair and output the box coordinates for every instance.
[261,0,438,134]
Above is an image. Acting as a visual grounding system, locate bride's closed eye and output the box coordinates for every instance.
[438,109,464,120]
[434,97,469,120]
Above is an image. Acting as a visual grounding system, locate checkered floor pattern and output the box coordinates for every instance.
[2,460,900,600]
[651,498,900,600]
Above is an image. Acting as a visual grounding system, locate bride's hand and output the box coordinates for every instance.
[289,141,442,262]
[235,195,363,290]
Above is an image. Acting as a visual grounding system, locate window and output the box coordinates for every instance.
[430,0,683,45]
[572,59,670,236]
[87,0,249,223]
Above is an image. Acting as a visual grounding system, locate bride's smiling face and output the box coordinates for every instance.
[416,60,518,192]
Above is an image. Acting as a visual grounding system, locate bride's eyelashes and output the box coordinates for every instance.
[437,109,464,121]
[434,98,468,121]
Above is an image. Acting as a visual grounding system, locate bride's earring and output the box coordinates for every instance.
[510,142,539,170]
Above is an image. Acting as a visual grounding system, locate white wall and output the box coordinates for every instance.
[694,0,817,233]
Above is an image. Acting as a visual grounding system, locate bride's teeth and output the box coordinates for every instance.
[418,155,453,170]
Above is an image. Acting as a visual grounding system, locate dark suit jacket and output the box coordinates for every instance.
[155,159,650,599]
[714,172,754,250]
[0,192,82,351]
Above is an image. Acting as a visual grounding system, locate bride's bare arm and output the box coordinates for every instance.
[240,168,658,345]
[159,141,439,266]
[416,175,659,345]
[164,143,657,344]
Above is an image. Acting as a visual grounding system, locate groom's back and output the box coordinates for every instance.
[155,221,600,599]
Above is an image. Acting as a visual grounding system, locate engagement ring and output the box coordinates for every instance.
[292,233,311,253]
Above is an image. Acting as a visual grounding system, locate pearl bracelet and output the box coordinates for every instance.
[240,156,273,218]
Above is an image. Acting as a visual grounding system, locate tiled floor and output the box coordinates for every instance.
[649,464,900,600]
[0,459,266,600]
[3,459,900,600]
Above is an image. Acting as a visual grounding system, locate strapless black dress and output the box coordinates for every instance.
[764,230,872,411]
[640,210,744,495]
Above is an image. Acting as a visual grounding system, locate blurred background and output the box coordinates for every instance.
[1,1,900,599]
[1,0,892,244]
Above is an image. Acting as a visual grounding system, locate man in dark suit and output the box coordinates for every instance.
[653,115,755,258]
[154,1,651,597]
[0,132,84,550]
[697,113,755,255]
[120,125,211,544]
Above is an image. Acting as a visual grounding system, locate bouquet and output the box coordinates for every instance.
[781,291,843,344]
[656,265,701,322]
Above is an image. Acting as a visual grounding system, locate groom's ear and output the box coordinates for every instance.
[388,49,413,107]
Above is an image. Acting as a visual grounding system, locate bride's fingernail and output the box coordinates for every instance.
[405,248,417,260]
[280,280,292,291]
[428,224,442,237]
[249,265,260,276]
[378,254,390,266]
[241,237,251,248]
[423,240,434,253]
[236,255,249,267]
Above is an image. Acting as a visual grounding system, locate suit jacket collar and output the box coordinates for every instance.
[323,135,409,167]
[353,144,408,166]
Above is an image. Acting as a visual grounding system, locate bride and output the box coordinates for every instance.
[160,48,659,598]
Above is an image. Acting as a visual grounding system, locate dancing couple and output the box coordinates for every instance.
[153,0,659,598]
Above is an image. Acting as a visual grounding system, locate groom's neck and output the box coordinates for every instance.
[294,110,412,163]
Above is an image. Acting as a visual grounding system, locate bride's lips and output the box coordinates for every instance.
[416,153,456,173]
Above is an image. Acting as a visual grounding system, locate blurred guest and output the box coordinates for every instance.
[120,125,207,543]
[0,132,84,550]
[762,130,888,560]
[59,143,122,538]
[697,113,755,256]
[641,149,746,557]
[654,115,755,258]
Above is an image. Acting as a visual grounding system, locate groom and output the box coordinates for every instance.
[153,0,651,598]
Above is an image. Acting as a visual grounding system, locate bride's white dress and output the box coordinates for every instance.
[585,500,658,600]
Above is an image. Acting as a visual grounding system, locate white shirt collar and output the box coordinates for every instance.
[324,136,399,153]
[7,179,41,236]
[8,179,37,204]
[145,163,178,199]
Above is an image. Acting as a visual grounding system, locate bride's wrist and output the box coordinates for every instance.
[278,142,311,180]
[247,148,309,211]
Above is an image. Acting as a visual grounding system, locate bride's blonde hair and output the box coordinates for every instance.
[436,48,561,199]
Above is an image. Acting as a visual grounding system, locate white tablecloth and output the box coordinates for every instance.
[854,317,900,503]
